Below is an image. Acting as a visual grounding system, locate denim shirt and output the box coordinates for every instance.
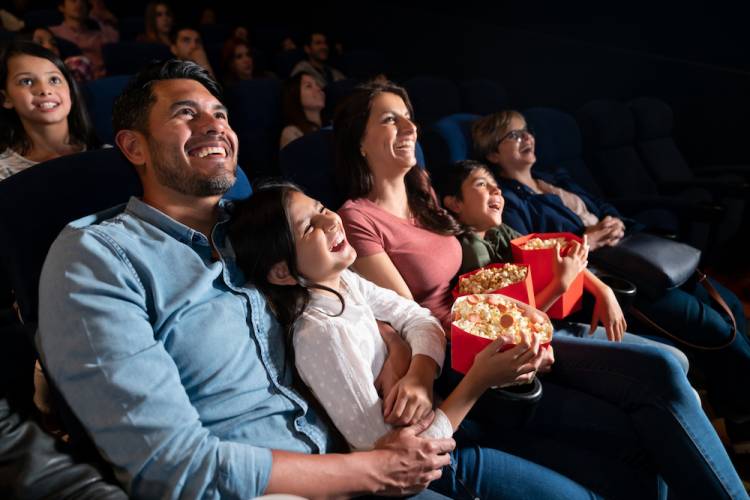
[37,197,333,500]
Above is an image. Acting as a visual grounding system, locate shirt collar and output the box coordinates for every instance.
[124,196,233,246]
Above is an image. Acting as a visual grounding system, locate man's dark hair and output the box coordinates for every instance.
[168,24,200,45]
[303,30,325,47]
[112,59,223,135]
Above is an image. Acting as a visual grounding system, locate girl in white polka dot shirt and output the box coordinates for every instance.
[229,182,548,451]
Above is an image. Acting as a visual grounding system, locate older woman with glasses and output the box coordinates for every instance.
[473,110,750,448]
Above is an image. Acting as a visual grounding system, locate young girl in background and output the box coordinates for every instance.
[0,41,96,180]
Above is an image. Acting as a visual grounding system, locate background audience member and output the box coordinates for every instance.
[220,37,274,85]
[169,25,214,77]
[0,41,97,180]
[280,71,325,149]
[137,1,173,46]
[88,0,118,30]
[49,0,119,79]
[291,31,345,87]
[19,26,94,82]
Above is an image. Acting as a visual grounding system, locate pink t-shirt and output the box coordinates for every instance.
[339,198,461,332]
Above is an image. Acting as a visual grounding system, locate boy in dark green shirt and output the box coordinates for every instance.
[433,160,628,342]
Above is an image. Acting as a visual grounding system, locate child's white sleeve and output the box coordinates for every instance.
[347,270,446,370]
[419,409,454,439]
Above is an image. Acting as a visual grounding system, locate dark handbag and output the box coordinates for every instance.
[590,233,737,351]
[590,232,701,292]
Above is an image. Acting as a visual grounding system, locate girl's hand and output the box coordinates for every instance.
[537,345,555,374]
[590,285,627,342]
[468,333,545,390]
[383,371,434,426]
[551,238,589,293]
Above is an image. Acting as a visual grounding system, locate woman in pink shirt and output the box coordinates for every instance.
[336,83,462,331]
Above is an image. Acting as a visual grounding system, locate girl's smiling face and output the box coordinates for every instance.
[2,54,72,128]
[286,190,356,287]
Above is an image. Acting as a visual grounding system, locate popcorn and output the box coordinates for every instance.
[452,294,553,345]
[521,237,569,250]
[458,264,528,295]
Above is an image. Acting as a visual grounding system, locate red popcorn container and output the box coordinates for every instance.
[510,232,584,319]
[450,294,553,375]
[451,263,536,308]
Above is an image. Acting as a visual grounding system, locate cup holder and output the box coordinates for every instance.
[598,274,637,309]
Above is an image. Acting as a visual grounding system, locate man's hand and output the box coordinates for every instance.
[372,416,454,496]
[374,321,411,399]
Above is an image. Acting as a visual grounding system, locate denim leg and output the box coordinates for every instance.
[554,321,690,374]
[548,336,748,500]
[632,280,750,417]
[462,381,666,500]
[427,426,603,500]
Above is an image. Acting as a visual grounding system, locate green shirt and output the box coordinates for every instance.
[458,224,523,275]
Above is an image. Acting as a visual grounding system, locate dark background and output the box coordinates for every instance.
[15,0,750,167]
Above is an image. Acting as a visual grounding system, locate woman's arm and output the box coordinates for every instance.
[352,252,414,300]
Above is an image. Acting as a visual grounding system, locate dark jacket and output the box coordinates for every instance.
[496,169,624,235]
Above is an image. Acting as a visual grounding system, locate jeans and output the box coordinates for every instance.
[555,320,690,374]
[428,427,601,500]
[436,337,747,499]
[632,277,750,418]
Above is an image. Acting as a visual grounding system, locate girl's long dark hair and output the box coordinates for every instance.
[229,182,349,452]
[333,80,461,236]
[228,182,345,361]
[0,41,97,155]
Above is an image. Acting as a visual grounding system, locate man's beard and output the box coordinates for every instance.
[147,139,236,196]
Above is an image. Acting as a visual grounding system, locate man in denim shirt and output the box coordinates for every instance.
[36,60,454,499]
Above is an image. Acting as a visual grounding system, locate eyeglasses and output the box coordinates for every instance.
[498,126,534,144]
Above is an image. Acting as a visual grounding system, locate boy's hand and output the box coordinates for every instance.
[552,237,589,293]
[590,286,627,342]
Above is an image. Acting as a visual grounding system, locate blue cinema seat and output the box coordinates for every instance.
[82,75,131,144]
[459,79,509,116]
[403,76,462,127]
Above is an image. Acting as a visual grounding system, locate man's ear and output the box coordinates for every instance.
[303,44,311,56]
[443,194,462,215]
[1,91,12,110]
[115,129,147,168]
[267,261,298,286]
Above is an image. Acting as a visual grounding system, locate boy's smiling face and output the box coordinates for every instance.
[448,168,504,233]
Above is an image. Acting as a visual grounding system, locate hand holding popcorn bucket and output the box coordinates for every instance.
[450,293,553,375]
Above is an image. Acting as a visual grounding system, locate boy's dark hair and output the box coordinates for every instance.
[112,58,222,135]
[0,41,97,155]
[433,159,494,205]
